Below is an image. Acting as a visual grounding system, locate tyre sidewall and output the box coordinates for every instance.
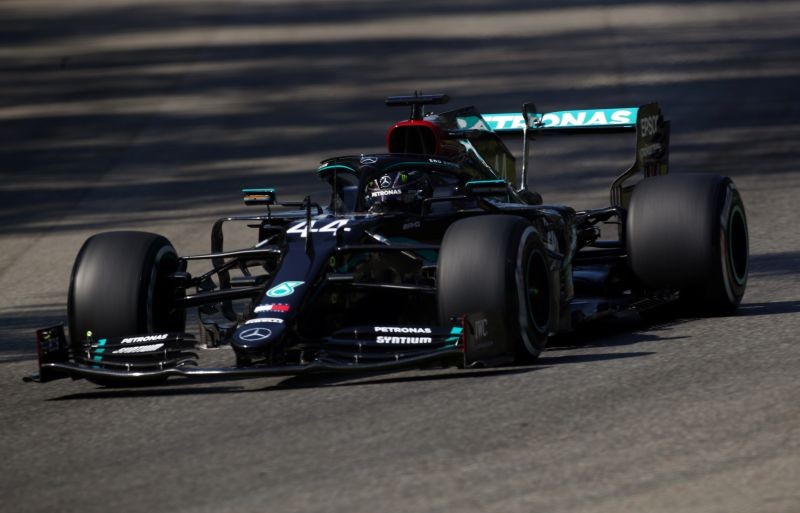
[68,231,183,346]
[437,215,553,362]
[626,173,749,315]
[684,178,748,311]
[512,225,553,359]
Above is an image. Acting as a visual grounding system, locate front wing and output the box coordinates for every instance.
[32,348,466,383]
[26,325,468,384]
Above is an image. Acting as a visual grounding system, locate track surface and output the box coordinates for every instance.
[2,2,799,512]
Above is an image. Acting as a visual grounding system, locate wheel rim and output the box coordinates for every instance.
[525,249,550,333]
[728,205,748,286]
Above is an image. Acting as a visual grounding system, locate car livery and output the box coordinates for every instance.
[27,94,749,385]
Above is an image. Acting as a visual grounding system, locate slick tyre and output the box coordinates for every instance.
[437,215,556,362]
[68,231,185,346]
[626,173,749,315]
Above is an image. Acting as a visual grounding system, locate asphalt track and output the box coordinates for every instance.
[1,1,799,512]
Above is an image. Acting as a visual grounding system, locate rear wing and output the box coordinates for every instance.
[479,103,670,208]
[484,108,638,134]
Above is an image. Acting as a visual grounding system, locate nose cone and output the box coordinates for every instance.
[232,324,284,353]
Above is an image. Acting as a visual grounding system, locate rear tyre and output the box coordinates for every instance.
[626,174,748,315]
[437,215,556,362]
[68,231,185,348]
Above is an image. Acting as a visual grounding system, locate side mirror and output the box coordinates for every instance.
[465,179,508,197]
[242,188,276,206]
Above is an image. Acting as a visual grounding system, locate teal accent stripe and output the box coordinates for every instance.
[93,338,107,362]
[242,188,275,193]
[445,326,463,343]
[318,164,357,174]
[465,179,505,186]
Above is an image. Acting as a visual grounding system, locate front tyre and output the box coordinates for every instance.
[626,174,749,314]
[68,231,185,347]
[437,215,556,362]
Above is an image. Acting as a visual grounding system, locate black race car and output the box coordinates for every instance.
[28,94,749,385]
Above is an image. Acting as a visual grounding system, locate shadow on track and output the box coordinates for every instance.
[3,0,797,236]
[537,350,654,365]
[46,348,660,401]
[48,384,248,401]
[547,312,687,351]
[749,251,800,276]
[47,367,540,401]
[735,300,800,317]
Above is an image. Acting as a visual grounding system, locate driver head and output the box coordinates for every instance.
[365,170,432,213]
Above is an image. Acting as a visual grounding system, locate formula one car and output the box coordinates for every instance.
[28,94,749,385]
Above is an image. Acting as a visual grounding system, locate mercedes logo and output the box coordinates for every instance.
[379,174,393,188]
[238,327,272,341]
[360,156,378,165]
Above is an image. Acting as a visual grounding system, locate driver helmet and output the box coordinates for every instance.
[365,170,432,213]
